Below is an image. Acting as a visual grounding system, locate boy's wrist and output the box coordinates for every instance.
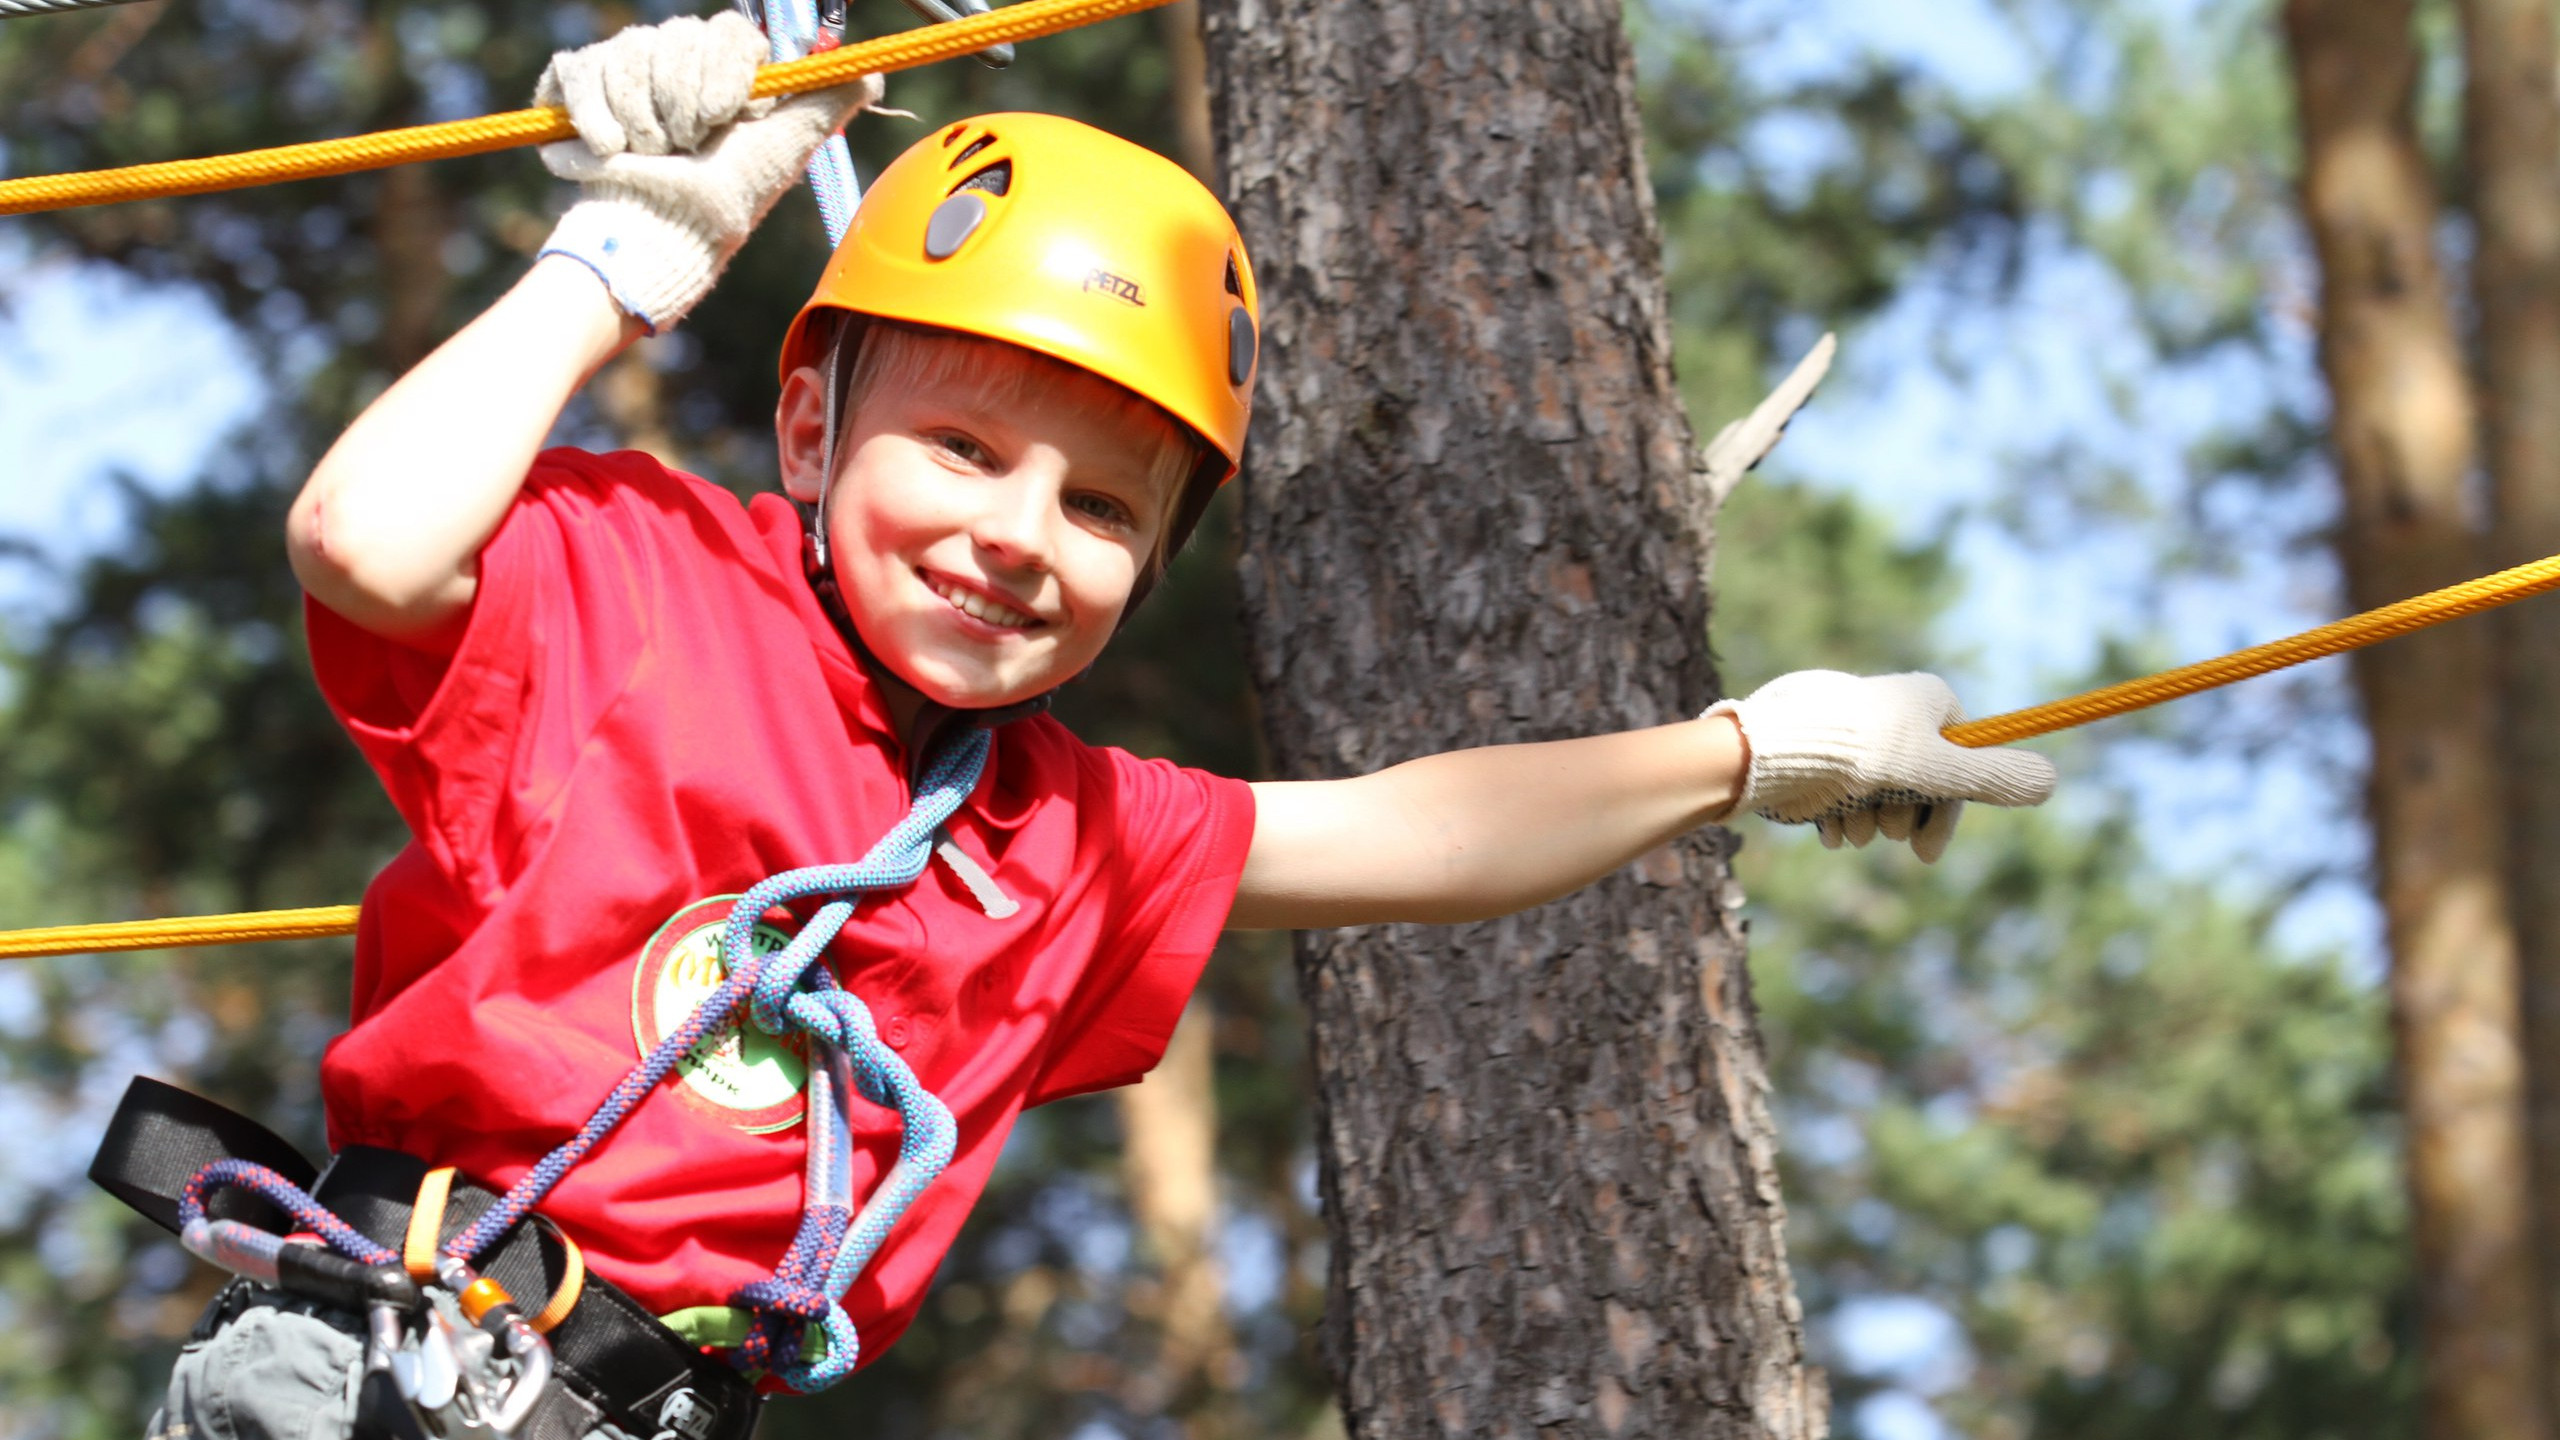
[1694,711,1749,824]
[518,252,649,364]
[539,197,722,335]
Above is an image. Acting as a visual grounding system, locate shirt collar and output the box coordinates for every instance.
[752,493,900,751]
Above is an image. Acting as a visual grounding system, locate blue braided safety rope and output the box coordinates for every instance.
[181,731,988,1393]
[181,1160,399,1268]
[447,728,986,1385]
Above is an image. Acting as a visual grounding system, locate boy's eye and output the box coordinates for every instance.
[1068,492,1135,528]
[934,433,991,466]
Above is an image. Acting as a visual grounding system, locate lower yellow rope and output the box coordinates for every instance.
[0,0,1176,216]
[4,552,2557,957]
[0,905,362,960]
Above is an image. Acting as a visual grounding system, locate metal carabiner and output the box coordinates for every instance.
[434,1256,556,1438]
[357,1303,435,1440]
[893,0,1012,67]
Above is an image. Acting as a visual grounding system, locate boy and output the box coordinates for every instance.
[150,14,2054,1440]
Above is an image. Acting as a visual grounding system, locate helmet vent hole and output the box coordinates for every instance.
[949,134,998,169]
[1224,253,1243,298]
[953,160,1012,198]
[943,124,969,147]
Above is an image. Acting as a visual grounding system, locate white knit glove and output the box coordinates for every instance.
[533,12,882,331]
[1704,671,2057,863]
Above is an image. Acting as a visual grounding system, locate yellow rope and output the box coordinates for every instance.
[0,0,2550,941]
[0,0,1176,217]
[1946,549,2560,747]
[0,905,362,960]
[1,551,2556,956]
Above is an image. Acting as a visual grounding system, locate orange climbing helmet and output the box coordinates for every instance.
[779,111,1260,480]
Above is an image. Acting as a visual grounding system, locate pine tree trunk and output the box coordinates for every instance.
[2458,0,2560,1403]
[1155,0,1214,187]
[1200,4,1819,1436]
[2286,4,2547,1437]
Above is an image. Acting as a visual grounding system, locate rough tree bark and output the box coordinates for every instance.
[2457,0,2560,1401]
[2286,5,2547,1438]
[1201,4,1819,1436]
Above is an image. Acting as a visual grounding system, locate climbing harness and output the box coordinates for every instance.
[117,730,990,1419]
[96,1078,758,1440]
[0,0,152,17]
[0,0,1178,217]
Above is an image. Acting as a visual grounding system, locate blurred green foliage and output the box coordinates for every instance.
[1721,481,2411,1438]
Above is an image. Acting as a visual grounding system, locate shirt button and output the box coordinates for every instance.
[885,1016,911,1048]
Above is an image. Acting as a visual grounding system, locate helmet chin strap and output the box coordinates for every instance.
[799,317,847,581]
[798,319,1050,777]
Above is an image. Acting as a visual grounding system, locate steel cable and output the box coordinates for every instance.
[0,0,154,19]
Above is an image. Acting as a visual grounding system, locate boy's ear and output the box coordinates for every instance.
[775,365,830,505]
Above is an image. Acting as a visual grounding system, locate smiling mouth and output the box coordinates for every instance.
[923,572,1040,630]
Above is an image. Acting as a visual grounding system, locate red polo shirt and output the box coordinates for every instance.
[305,448,1253,1362]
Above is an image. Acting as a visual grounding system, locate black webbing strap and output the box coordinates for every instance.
[88,1075,318,1235]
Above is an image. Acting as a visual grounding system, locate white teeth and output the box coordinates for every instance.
[928,576,1036,629]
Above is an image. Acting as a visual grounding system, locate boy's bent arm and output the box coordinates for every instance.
[287,257,641,648]
[1230,717,1749,930]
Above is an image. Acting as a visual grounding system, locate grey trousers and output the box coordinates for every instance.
[146,1284,637,1440]
[149,1289,366,1440]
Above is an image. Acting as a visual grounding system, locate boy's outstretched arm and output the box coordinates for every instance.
[288,13,875,648]
[1234,715,1751,930]
[1230,670,2057,930]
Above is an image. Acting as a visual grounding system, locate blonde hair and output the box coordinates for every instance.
[841,320,1205,573]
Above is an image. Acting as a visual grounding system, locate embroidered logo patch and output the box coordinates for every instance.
[631,895,807,1133]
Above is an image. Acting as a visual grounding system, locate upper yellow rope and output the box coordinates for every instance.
[0,0,1177,217]
[8,549,2556,959]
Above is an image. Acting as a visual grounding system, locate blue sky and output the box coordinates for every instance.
[0,234,261,603]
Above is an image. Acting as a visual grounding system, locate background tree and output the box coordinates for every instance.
[2455,0,2560,1406]
[2285,5,2543,1438]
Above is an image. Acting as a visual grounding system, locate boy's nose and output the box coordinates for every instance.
[968,469,1058,574]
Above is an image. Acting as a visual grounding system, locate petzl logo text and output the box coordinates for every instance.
[1083,269,1144,306]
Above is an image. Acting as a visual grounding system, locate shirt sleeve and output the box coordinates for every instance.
[1028,745,1256,1104]
[304,450,667,901]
